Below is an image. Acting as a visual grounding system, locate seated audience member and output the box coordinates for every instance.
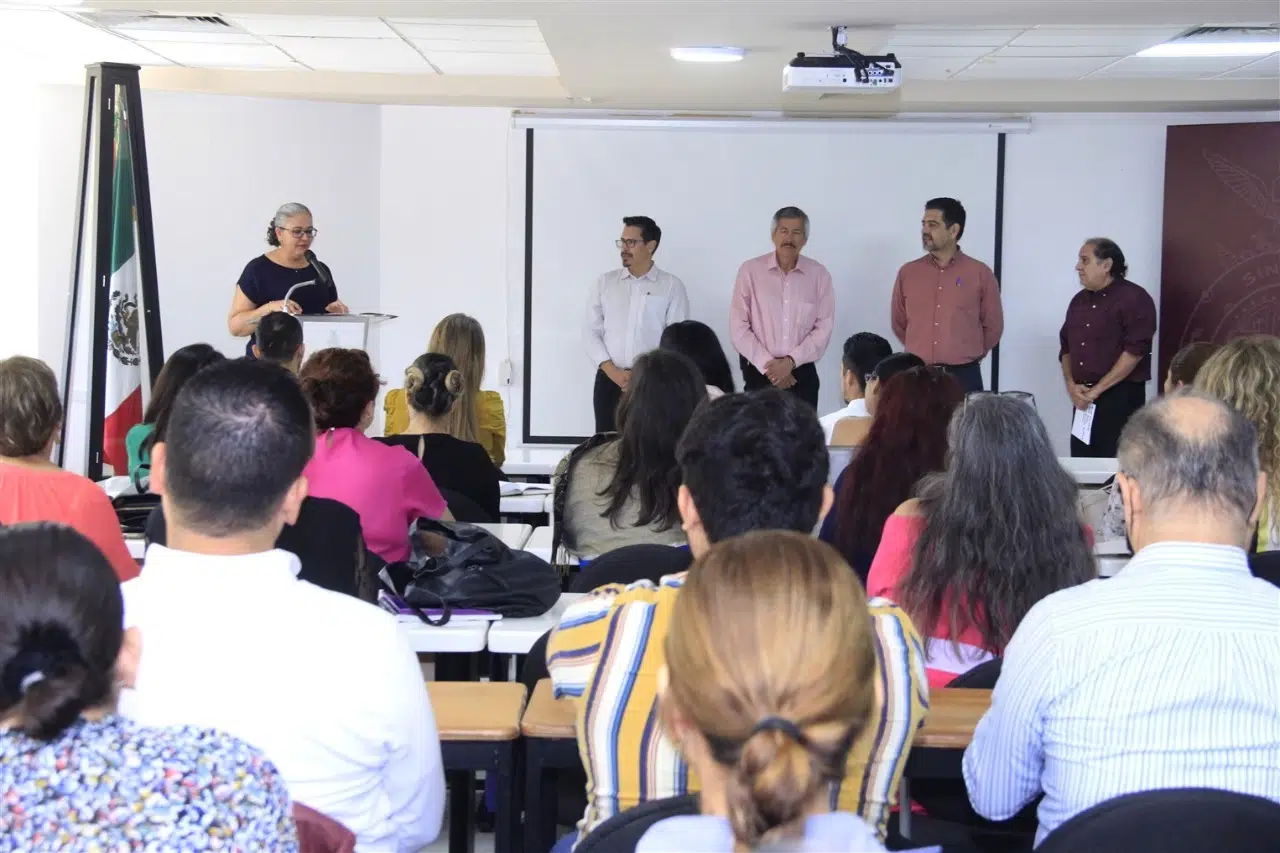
[819,332,893,443]
[384,314,507,465]
[0,356,137,581]
[0,523,298,850]
[1194,335,1280,552]
[821,367,964,583]
[1098,340,1220,541]
[126,343,225,480]
[869,394,1095,688]
[963,391,1280,844]
[830,352,925,446]
[553,349,706,558]
[637,532,887,853]
[548,390,927,846]
[120,359,444,851]
[299,349,449,563]
[379,353,502,521]
[252,310,305,373]
[659,320,735,398]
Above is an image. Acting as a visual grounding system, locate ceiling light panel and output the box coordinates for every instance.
[421,50,558,76]
[149,41,300,68]
[228,15,397,39]
[268,36,433,73]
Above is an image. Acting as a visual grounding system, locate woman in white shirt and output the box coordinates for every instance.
[638,531,886,853]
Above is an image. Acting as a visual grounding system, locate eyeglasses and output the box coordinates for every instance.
[615,238,646,249]
[966,390,1038,410]
[279,227,318,238]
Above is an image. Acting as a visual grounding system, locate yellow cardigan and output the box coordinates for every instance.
[383,388,507,467]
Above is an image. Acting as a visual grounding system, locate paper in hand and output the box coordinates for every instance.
[1071,403,1096,445]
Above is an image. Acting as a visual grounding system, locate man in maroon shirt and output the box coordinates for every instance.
[891,198,1003,393]
[1059,238,1157,458]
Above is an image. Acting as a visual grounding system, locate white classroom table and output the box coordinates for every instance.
[502,447,570,478]
[476,522,534,550]
[499,493,552,515]
[398,619,490,654]
[125,534,146,560]
[487,593,586,655]
[524,525,580,565]
[1060,456,1119,486]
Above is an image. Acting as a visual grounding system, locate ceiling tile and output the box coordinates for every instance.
[1087,56,1273,79]
[228,15,397,39]
[0,9,169,65]
[1010,26,1185,49]
[149,41,300,69]
[422,50,559,77]
[1215,55,1280,78]
[994,45,1131,58]
[951,56,1117,79]
[897,57,976,80]
[389,21,543,42]
[408,38,548,55]
[887,27,1025,48]
[883,44,990,58]
[268,36,434,73]
[117,29,265,45]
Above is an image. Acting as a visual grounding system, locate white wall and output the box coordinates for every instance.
[1001,110,1280,454]
[0,81,42,359]
[34,85,381,373]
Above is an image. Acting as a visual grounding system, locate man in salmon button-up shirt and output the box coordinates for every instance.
[729,206,835,409]
[891,197,1003,393]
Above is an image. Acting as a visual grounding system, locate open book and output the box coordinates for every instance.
[500,480,553,496]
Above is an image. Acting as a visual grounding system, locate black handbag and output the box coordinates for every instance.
[113,492,161,536]
[381,519,560,626]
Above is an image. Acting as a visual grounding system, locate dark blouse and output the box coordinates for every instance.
[237,254,338,355]
[376,433,501,522]
[1058,278,1157,385]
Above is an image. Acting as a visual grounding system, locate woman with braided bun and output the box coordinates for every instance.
[638,531,887,852]
[378,352,502,521]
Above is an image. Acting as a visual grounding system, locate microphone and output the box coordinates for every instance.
[304,250,331,287]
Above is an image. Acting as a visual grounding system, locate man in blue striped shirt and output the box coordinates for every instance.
[963,391,1280,845]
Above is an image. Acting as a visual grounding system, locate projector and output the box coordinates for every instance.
[783,60,902,93]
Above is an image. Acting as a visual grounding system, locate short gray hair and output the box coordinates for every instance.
[266,202,312,246]
[1118,390,1259,522]
[771,206,809,239]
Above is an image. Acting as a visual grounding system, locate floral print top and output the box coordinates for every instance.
[0,714,298,851]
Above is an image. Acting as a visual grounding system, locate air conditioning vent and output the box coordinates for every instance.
[1180,26,1279,39]
[73,10,236,35]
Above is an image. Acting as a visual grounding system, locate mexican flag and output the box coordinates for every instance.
[102,88,143,475]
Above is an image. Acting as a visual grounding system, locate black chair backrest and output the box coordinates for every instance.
[1249,549,1280,589]
[575,795,700,853]
[569,544,694,593]
[947,658,1002,689]
[437,488,495,524]
[1037,788,1280,853]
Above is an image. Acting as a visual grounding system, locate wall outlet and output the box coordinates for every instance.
[499,358,514,386]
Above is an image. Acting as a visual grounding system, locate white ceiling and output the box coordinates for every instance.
[1,0,1277,113]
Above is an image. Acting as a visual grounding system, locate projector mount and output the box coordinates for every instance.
[811,25,901,83]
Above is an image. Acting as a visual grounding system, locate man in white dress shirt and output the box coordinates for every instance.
[119,360,444,853]
[584,216,689,433]
[964,391,1280,845]
[819,332,892,443]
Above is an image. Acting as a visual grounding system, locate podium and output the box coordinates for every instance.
[297,313,395,358]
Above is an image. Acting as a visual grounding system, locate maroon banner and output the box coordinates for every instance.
[1160,121,1280,382]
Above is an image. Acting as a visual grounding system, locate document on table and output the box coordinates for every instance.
[1072,403,1096,445]
[500,481,553,496]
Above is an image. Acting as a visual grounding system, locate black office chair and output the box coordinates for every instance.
[1037,788,1280,853]
[1249,549,1280,589]
[438,488,495,524]
[569,544,694,593]
[574,795,701,853]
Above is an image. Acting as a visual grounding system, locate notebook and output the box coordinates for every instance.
[378,590,502,624]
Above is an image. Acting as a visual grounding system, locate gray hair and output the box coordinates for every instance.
[266,202,312,246]
[901,393,1095,655]
[771,206,809,239]
[1118,390,1259,522]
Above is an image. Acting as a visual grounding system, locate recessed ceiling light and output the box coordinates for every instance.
[1137,34,1279,58]
[670,46,745,63]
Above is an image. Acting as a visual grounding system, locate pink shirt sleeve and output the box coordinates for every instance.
[402,455,448,521]
[74,485,139,582]
[866,513,925,601]
[729,261,769,373]
[980,264,1005,355]
[890,267,909,345]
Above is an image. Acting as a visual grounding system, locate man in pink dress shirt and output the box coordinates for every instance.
[890,197,1003,394]
[729,206,835,409]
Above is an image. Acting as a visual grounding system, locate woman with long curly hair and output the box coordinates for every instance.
[1194,335,1280,551]
[868,394,1095,687]
[819,366,964,583]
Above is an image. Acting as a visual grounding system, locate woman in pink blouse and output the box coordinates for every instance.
[298,349,449,563]
[867,394,1094,689]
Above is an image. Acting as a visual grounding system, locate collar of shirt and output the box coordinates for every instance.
[766,253,813,274]
[139,545,304,588]
[1121,540,1251,579]
[622,264,661,283]
[925,247,969,270]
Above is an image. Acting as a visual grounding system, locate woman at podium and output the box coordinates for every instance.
[227,202,348,355]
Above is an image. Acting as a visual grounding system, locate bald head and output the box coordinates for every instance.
[1118,391,1259,524]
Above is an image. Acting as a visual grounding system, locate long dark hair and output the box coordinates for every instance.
[0,523,123,740]
[142,344,224,425]
[601,349,707,531]
[899,395,1094,655]
[832,367,963,578]
[660,321,735,395]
